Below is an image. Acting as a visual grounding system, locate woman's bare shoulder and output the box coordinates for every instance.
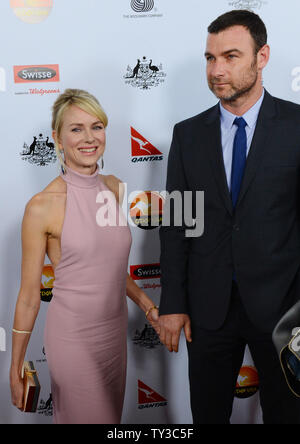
[100,174,124,203]
[99,174,123,190]
[42,175,67,194]
[24,176,66,218]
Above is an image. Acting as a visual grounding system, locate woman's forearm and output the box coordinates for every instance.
[10,291,40,378]
[126,274,157,313]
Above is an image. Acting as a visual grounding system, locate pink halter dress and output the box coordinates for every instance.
[44,164,132,424]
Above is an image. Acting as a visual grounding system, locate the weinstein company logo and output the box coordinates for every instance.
[229,0,267,10]
[131,127,163,163]
[20,133,56,167]
[124,56,166,90]
[131,0,154,12]
[138,380,167,409]
[124,0,162,19]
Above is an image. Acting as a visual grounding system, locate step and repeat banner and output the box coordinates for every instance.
[0,0,300,424]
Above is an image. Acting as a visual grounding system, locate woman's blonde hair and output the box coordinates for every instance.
[51,88,108,172]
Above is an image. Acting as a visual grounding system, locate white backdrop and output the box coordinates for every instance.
[0,0,300,424]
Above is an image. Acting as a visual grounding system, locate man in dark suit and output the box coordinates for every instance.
[159,9,300,424]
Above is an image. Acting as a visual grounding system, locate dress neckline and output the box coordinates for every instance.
[60,163,100,189]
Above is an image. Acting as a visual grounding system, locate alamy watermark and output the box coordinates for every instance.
[292,67,300,92]
[96,184,204,238]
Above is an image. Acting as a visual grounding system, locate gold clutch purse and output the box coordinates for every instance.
[22,361,41,412]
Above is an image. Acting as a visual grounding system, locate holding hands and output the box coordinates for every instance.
[146,309,192,353]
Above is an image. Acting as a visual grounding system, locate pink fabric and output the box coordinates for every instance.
[44,164,132,424]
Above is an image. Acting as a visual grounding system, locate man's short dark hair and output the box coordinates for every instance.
[208,9,267,54]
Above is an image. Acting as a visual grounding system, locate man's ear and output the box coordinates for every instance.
[257,44,270,71]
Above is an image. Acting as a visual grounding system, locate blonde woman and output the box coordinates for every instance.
[10,89,159,424]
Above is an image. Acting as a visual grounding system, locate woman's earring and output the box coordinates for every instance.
[101,157,104,170]
[60,150,66,174]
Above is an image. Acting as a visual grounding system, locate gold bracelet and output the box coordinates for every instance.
[12,329,32,335]
[145,305,159,318]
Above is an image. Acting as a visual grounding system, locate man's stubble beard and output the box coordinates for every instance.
[209,58,259,104]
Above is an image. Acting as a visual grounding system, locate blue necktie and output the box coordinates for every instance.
[230,117,247,208]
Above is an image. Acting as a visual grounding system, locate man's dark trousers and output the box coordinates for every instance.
[187,281,300,424]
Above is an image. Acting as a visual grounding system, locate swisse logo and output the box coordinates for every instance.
[130,263,161,280]
[0,327,6,352]
[14,65,60,83]
[131,0,154,12]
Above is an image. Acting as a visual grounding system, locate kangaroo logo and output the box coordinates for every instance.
[133,323,162,349]
[131,0,154,12]
[20,133,57,167]
[37,394,53,416]
[124,56,166,90]
[138,380,167,406]
[131,127,162,157]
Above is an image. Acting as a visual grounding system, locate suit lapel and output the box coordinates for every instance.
[236,90,277,208]
[205,105,233,216]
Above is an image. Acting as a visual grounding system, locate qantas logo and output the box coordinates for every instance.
[131,127,163,163]
[138,380,167,409]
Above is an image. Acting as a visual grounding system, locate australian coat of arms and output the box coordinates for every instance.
[20,134,57,166]
[124,56,166,90]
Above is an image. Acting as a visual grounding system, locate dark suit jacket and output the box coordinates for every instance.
[159,90,300,333]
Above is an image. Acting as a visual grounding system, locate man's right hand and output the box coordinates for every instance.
[158,314,192,353]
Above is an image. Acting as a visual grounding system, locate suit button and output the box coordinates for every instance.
[233,224,240,231]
